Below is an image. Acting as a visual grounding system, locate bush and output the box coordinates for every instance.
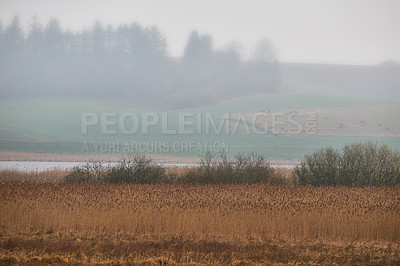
[63,152,285,185]
[293,142,400,186]
[63,154,165,184]
[105,154,165,184]
[181,152,286,184]
[63,161,107,183]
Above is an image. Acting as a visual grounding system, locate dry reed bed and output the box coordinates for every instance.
[1,182,400,264]
[1,182,399,242]
[0,169,70,183]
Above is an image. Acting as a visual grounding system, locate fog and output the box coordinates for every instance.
[0,16,279,108]
[1,0,400,65]
[1,13,399,108]
[0,1,399,159]
[1,0,400,107]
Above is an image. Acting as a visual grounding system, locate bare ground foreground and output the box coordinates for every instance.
[1,182,399,265]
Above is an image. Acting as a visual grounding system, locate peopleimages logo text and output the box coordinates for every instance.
[81,111,317,136]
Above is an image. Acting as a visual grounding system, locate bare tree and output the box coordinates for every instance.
[251,38,277,63]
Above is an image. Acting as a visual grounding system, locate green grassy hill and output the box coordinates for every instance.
[0,90,399,159]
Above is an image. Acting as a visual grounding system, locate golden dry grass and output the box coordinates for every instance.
[0,169,70,182]
[1,181,400,264]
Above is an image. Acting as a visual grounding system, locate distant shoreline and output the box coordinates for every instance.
[0,150,299,165]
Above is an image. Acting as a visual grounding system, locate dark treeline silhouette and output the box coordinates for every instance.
[0,16,280,108]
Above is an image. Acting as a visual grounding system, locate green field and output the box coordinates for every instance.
[0,91,399,159]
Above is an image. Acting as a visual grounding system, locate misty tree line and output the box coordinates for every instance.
[0,16,280,108]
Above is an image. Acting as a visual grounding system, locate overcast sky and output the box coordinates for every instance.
[0,0,399,65]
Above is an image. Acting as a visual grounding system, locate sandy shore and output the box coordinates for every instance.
[0,150,299,165]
